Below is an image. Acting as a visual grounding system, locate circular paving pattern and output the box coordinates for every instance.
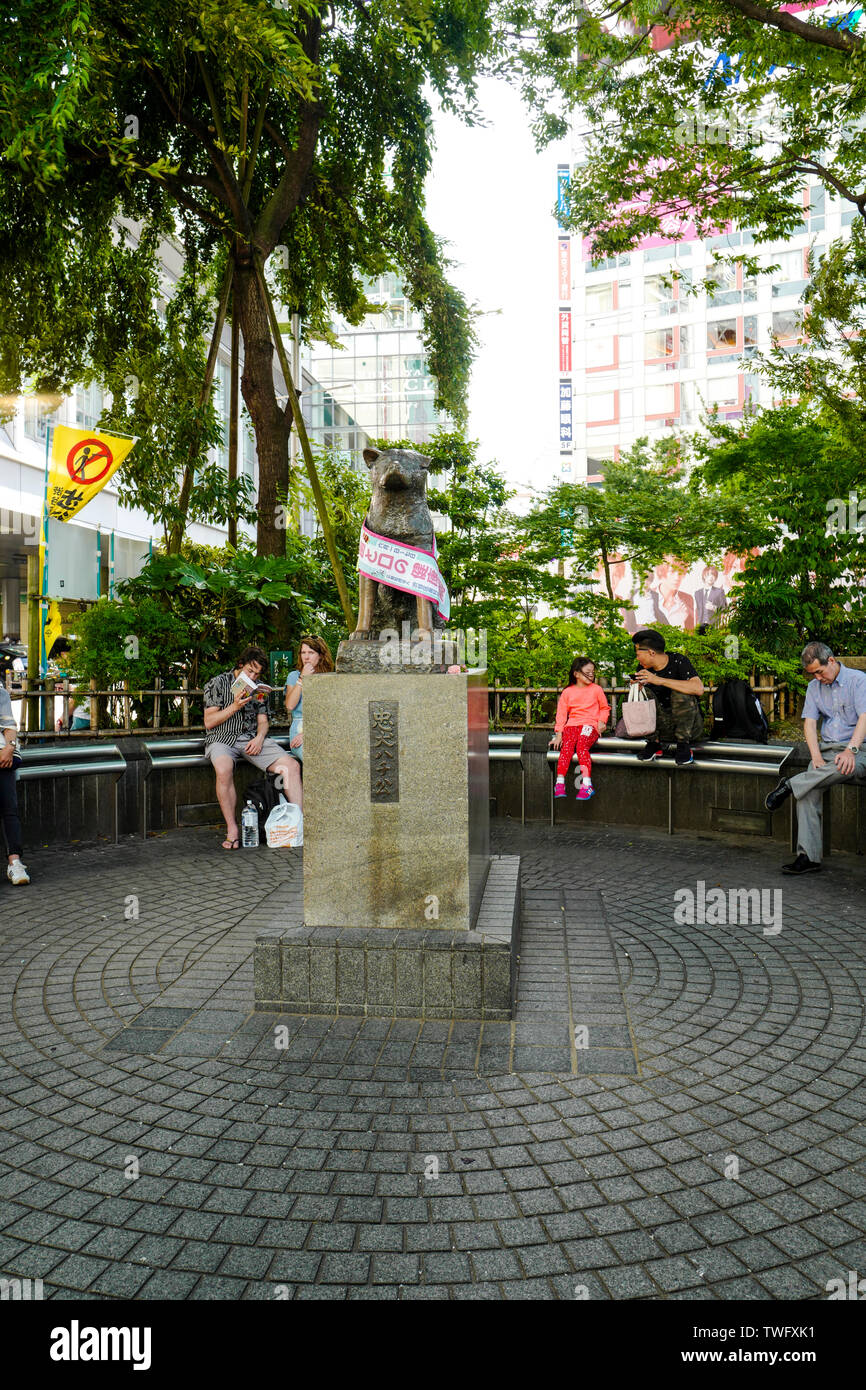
[0,824,864,1299]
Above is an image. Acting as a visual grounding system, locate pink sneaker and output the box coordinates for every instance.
[577,785,595,801]
[554,782,567,798]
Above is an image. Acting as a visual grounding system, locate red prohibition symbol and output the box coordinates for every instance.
[66,438,113,485]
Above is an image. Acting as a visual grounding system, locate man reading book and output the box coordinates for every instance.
[204,645,302,850]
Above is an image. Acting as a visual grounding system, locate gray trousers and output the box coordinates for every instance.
[785,742,866,862]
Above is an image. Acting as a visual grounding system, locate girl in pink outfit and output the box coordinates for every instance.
[549,657,610,800]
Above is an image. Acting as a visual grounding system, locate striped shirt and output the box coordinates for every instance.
[203,670,263,748]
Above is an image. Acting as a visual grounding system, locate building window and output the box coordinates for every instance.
[707,319,738,352]
[585,282,615,315]
[587,448,614,479]
[770,247,807,298]
[586,252,630,271]
[707,262,738,307]
[744,373,761,406]
[241,409,256,479]
[707,376,740,407]
[23,395,57,443]
[587,391,618,424]
[645,274,674,309]
[75,382,104,430]
[645,327,676,360]
[772,309,803,342]
[586,332,617,370]
[645,383,677,417]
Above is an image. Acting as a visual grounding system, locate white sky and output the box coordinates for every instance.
[425,79,568,495]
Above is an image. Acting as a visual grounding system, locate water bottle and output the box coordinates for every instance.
[241,802,259,849]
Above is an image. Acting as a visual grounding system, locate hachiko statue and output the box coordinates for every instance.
[336,446,453,673]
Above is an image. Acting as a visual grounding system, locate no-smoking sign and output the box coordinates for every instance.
[66,437,114,485]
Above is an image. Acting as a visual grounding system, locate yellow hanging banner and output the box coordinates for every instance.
[46,425,137,522]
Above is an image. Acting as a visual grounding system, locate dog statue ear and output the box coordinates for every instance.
[363,448,380,468]
[418,454,431,472]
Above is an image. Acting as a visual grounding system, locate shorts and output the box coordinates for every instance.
[206,736,287,772]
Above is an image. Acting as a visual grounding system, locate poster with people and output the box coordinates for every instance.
[596,552,750,633]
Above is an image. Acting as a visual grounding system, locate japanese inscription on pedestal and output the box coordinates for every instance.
[369,700,399,803]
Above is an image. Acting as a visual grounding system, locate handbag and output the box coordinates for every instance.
[621,681,657,737]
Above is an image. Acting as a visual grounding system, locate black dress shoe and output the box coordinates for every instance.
[765,778,792,812]
[781,853,822,875]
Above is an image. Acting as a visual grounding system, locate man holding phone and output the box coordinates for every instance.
[630,628,705,767]
[204,645,302,850]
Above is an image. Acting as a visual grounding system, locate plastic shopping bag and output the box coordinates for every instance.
[264,800,303,848]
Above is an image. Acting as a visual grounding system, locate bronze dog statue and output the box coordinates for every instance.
[352,446,445,640]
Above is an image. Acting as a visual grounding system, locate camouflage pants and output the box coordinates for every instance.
[645,687,705,744]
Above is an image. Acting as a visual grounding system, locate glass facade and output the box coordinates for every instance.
[310,273,452,445]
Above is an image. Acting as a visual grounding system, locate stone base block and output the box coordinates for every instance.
[254,855,520,1019]
[335,634,459,674]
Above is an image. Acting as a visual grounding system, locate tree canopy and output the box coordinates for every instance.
[0,1,494,562]
[513,1,866,257]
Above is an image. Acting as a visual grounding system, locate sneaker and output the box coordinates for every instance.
[781,853,821,875]
[577,785,595,800]
[636,741,663,761]
[554,782,567,798]
[7,859,30,886]
[765,778,792,813]
[675,741,694,767]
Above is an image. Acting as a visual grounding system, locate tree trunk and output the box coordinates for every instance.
[233,260,291,558]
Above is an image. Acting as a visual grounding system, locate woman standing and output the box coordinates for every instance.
[285,636,334,762]
[0,684,30,884]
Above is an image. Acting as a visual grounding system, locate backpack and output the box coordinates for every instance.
[243,774,284,837]
[712,679,769,743]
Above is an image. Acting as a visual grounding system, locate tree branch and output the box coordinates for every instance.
[794,157,866,208]
[255,101,322,256]
[719,0,860,53]
[140,61,251,238]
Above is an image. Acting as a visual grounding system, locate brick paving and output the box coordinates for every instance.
[0,821,865,1300]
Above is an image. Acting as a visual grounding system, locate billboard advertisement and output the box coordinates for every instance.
[592,553,755,634]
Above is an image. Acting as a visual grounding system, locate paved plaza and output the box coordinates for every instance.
[1,820,865,1301]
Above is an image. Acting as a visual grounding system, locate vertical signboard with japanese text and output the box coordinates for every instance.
[556,165,570,232]
[559,381,573,446]
[559,311,572,373]
[558,238,571,302]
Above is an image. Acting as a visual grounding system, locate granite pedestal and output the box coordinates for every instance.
[254,669,522,1018]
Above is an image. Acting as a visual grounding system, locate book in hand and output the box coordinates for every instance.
[231,672,276,702]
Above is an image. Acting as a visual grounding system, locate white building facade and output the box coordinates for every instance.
[557,156,846,489]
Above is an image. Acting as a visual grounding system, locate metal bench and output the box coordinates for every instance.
[141,734,296,838]
[18,743,128,843]
[546,736,793,833]
[488,732,524,820]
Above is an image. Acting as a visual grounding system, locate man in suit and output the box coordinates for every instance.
[694,565,728,630]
